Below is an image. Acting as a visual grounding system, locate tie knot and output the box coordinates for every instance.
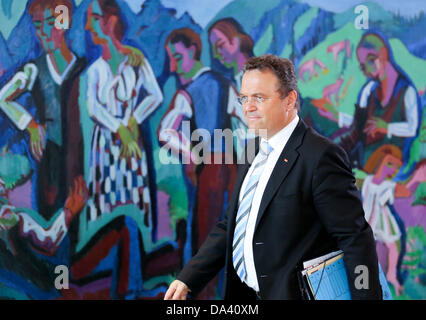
[259,140,273,156]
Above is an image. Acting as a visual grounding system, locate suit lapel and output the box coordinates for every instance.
[254,119,307,232]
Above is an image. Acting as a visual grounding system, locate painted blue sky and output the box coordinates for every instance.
[132,0,426,27]
[1,0,425,39]
[301,0,426,16]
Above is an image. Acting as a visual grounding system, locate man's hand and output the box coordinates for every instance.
[164,280,190,300]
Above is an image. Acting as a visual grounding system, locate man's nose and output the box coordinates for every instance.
[244,100,257,113]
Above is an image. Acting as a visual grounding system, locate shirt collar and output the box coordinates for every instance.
[46,53,77,85]
[261,115,299,153]
[192,66,210,81]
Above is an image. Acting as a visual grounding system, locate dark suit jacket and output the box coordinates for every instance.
[177,118,382,300]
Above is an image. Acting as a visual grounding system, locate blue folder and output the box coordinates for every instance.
[304,253,392,300]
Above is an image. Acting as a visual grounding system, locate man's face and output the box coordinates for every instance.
[240,69,292,139]
[32,8,66,53]
[85,1,109,46]
[209,28,238,67]
[166,41,196,77]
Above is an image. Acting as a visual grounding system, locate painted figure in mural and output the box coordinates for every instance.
[66,0,165,299]
[208,18,251,157]
[336,32,421,177]
[0,148,146,300]
[0,0,86,220]
[83,0,163,224]
[0,151,87,299]
[209,18,254,91]
[159,27,237,298]
[360,145,413,295]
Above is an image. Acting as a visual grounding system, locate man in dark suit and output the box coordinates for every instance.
[164,54,382,300]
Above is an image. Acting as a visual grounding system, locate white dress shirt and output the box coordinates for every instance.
[238,115,299,291]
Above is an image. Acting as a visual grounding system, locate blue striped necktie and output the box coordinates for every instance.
[232,140,273,282]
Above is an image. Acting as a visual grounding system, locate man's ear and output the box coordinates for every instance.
[188,45,196,60]
[285,90,298,111]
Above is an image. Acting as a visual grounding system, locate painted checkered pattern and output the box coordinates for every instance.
[87,126,150,222]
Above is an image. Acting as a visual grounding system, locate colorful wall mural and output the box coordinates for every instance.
[0,0,424,300]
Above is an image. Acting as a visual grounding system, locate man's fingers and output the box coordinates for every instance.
[164,286,176,300]
[172,286,187,300]
[164,281,189,300]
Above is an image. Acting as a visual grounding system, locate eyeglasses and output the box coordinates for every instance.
[237,95,272,106]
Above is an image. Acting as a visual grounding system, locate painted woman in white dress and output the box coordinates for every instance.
[83,0,163,222]
[361,144,412,295]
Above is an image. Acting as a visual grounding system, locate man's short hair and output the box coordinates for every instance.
[243,54,300,110]
[29,0,73,18]
[165,28,202,61]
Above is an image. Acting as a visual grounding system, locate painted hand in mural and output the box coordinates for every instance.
[121,45,145,67]
[364,117,388,139]
[0,63,44,161]
[128,115,139,142]
[117,123,142,161]
[26,119,46,162]
[0,64,37,102]
[64,176,88,225]
[0,206,19,231]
